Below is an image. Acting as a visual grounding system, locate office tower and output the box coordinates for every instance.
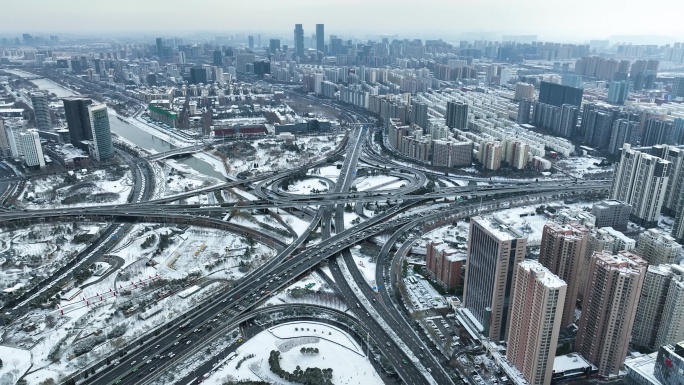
[561,73,582,89]
[213,49,223,66]
[576,251,647,378]
[506,261,566,385]
[461,216,527,341]
[610,144,670,228]
[582,109,614,149]
[156,37,163,56]
[517,99,532,124]
[651,145,684,216]
[673,77,684,97]
[445,101,468,129]
[643,118,675,146]
[538,81,583,107]
[269,39,280,54]
[18,129,44,168]
[591,200,631,230]
[632,264,684,351]
[235,53,255,73]
[607,80,629,104]
[248,35,254,50]
[608,119,638,155]
[538,223,589,327]
[88,104,113,161]
[63,97,93,147]
[637,228,682,265]
[514,82,535,100]
[30,92,50,131]
[316,24,324,53]
[558,104,579,137]
[294,24,305,59]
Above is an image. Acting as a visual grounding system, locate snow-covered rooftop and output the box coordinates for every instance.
[518,260,566,289]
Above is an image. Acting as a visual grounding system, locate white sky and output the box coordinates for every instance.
[2,0,683,43]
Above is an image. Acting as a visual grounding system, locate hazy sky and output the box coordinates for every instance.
[3,0,683,43]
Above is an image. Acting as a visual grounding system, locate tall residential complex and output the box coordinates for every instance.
[0,119,10,156]
[87,104,113,161]
[445,101,468,129]
[538,223,589,327]
[651,145,684,217]
[294,24,305,59]
[610,144,670,228]
[607,80,629,104]
[315,24,324,53]
[30,92,51,131]
[514,82,534,101]
[673,77,684,98]
[632,264,684,351]
[576,251,647,378]
[461,216,527,341]
[63,97,93,148]
[637,228,682,265]
[538,81,583,107]
[506,261,566,385]
[18,129,44,168]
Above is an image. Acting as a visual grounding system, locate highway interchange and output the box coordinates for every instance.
[0,94,611,385]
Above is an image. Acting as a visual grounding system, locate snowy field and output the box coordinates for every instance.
[353,175,404,191]
[203,321,382,385]
[286,178,331,195]
[349,245,378,288]
[20,168,133,208]
[311,165,341,180]
[554,156,614,179]
[0,345,32,384]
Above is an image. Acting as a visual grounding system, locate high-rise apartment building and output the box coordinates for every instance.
[62,97,93,149]
[315,24,324,53]
[652,145,684,216]
[557,104,579,138]
[576,251,647,378]
[18,129,44,168]
[608,119,638,155]
[445,101,468,129]
[88,104,113,161]
[30,92,50,131]
[632,264,684,351]
[294,24,305,59]
[538,223,589,327]
[642,118,675,146]
[0,119,10,156]
[607,80,630,104]
[637,228,682,265]
[610,144,671,228]
[583,109,615,149]
[517,99,532,124]
[506,261,566,385]
[673,77,684,98]
[461,216,527,341]
[411,101,429,129]
[480,141,503,171]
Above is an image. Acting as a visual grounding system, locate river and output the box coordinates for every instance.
[3,69,225,180]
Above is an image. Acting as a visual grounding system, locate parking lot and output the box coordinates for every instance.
[403,274,449,311]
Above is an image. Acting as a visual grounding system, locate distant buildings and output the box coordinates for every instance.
[506,261,566,385]
[576,251,647,378]
[607,80,629,105]
[315,24,324,53]
[87,104,113,161]
[461,216,527,341]
[294,24,305,59]
[425,242,465,288]
[538,81,583,108]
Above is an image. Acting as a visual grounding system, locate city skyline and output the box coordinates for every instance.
[2,0,683,43]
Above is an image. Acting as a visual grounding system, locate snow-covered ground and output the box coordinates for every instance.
[279,214,312,237]
[20,168,133,208]
[554,156,613,179]
[311,165,341,180]
[203,321,382,385]
[349,245,377,288]
[354,175,403,191]
[286,178,331,195]
[0,345,32,384]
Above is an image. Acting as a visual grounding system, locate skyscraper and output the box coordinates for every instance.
[445,101,468,129]
[538,223,589,327]
[582,109,615,149]
[156,37,163,56]
[608,119,638,155]
[190,67,208,84]
[63,97,93,148]
[461,216,527,341]
[0,119,10,156]
[673,77,684,98]
[610,144,671,228]
[517,99,532,124]
[506,261,566,385]
[316,24,325,53]
[248,35,254,50]
[652,145,684,216]
[557,104,579,138]
[576,251,647,378]
[642,118,675,146]
[607,80,629,104]
[88,104,113,161]
[269,39,281,54]
[30,92,50,131]
[294,24,305,59]
[213,49,223,66]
